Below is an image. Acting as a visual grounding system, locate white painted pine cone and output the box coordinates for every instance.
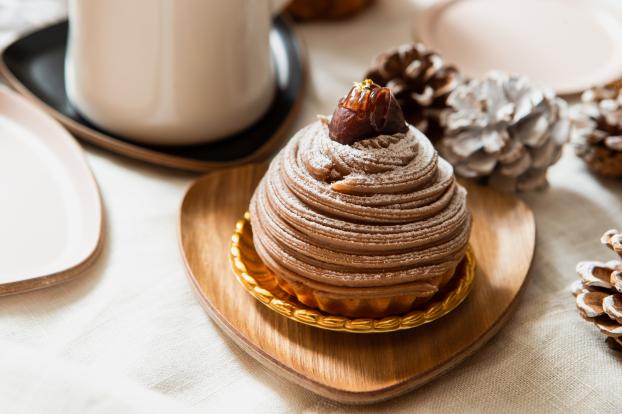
[439,71,570,192]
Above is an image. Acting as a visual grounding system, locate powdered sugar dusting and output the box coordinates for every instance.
[248,120,471,291]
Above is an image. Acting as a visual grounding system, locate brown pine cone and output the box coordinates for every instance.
[573,87,622,177]
[286,0,374,21]
[365,43,460,142]
[572,229,622,351]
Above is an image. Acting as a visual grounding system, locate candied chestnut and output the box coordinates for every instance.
[328,79,408,145]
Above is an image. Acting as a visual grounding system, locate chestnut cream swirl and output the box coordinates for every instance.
[250,121,471,289]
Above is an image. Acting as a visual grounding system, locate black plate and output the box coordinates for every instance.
[0,17,306,171]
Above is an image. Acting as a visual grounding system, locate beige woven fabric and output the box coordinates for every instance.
[1,0,622,412]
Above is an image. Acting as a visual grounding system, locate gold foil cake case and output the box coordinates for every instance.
[230,213,476,333]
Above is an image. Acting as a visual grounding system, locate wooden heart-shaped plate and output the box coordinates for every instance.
[179,163,535,404]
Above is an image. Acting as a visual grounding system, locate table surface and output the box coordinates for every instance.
[2,1,622,413]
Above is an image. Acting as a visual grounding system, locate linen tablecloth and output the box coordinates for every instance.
[2,0,622,412]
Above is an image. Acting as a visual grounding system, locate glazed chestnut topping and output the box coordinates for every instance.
[328,79,408,145]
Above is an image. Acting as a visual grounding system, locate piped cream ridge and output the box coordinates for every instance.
[249,120,471,295]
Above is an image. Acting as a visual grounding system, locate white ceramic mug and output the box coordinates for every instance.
[65,0,288,146]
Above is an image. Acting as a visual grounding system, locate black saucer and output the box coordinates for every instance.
[0,17,307,172]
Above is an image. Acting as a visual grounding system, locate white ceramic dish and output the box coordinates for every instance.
[414,0,622,95]
[0,86,103,295]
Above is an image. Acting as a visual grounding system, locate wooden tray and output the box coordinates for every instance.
[0,17,307,172]
[0,87,103,296]
[179,164,535,403]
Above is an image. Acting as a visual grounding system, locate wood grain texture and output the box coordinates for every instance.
[179,163,536,403]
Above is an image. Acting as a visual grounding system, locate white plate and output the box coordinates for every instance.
[414,0,622,95]
[0,86,102,295]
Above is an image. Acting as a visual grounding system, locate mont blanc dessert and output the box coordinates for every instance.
[249,80,472,318]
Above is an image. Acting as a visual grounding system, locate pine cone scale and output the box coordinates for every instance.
[404,60,423,80]
[605,136,622,150]
[576,260,618,289]
[576,291,607,318]
[573,230,622,350]
[596,318,622,337]
[412,87,434,106]
[603,295,622,322]
[432,70,459,95]
[499,152,531,177]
